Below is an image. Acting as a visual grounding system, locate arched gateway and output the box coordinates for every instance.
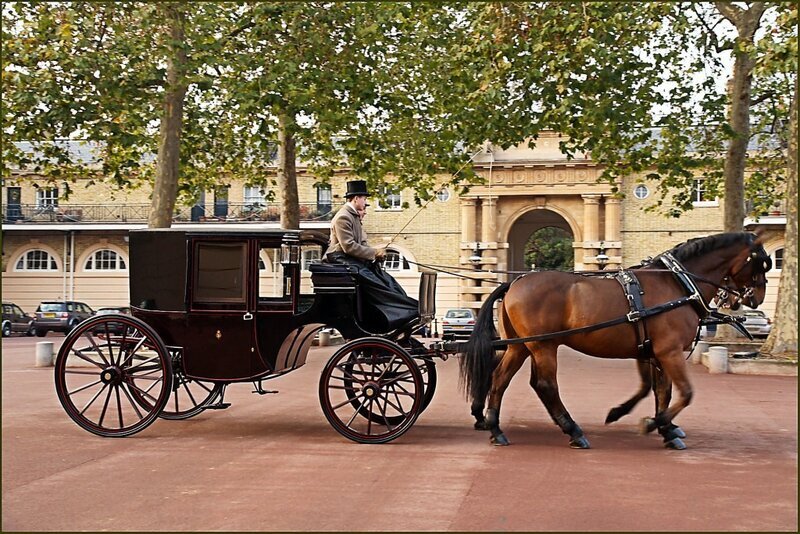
[457,137,623,311]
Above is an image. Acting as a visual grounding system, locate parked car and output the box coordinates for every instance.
[2,302,34,337]
[441,308,476,337]
[92,306,132,335]
[738,310,772,338]
[32,301,95,337]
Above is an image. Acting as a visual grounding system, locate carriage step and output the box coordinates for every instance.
[205,402,231,410]
[252,389,279,395]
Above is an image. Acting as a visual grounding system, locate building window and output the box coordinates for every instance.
[14,249,58,271]
[316,184,332,213]
[383,249,409,271]
[436,188,450,202]
[36,187,59,208]
[633,184,649,200]
[84,249,127,271]
[773,248,783,270]
[243,186,267,205]
[377,187,401,210]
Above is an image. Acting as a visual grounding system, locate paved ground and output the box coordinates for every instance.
[2,334,797,532]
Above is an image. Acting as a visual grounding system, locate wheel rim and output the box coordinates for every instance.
[54,315,172,437]
[319,339,423,444]
[158,350,223,420]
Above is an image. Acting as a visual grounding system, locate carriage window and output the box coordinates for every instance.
[301,246,322,271]
[193,242,247,304]
[259,246,290,300]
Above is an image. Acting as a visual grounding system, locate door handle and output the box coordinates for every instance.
[243,312,253,321]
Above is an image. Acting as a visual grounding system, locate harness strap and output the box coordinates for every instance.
[615,270,654,359]
[491,296,694,348]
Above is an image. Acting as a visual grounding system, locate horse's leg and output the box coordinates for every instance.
[651,365,687,449]
[484,343,529,446]
[472,396,489,430]
[640,351,693,446]
[605,359,652,424]
[529,344,590,449]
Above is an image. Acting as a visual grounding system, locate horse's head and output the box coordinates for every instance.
[722,234,772,310]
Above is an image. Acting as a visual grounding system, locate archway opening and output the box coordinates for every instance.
[524,226,574,271]
[507,209,575,273]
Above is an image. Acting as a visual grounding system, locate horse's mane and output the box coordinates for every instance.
[665,232,755,263]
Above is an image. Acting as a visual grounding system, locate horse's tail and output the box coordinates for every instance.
[459,282,511,405]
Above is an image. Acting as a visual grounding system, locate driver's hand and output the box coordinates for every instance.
[374,248,386,260]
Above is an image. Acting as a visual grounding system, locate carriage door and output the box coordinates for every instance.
[183,239,265,381]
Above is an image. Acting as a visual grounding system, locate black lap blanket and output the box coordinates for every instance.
[326,254,419,333]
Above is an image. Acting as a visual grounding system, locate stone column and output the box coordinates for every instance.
[460,199,478,304]
[582,195,601,270]
[480,196,498,244]
[604,196,622,270]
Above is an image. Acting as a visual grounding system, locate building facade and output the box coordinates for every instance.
[2,135,786,324]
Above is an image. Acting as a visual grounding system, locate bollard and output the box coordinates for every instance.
[35,341,54,367]
[318,330,331,347]
[690,341,708,364]
[707,346,728,374]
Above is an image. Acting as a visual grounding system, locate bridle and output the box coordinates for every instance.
[713,244,772,310]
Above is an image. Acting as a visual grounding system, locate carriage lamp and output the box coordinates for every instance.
[596,242,609,270]
[281,243,300,264]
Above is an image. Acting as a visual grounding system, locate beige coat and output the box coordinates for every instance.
[327,203,377,261]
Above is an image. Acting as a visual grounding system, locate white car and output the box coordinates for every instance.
[738,310,772,338]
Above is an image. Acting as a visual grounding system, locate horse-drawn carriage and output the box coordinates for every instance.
[54,228,449,444]
[55,229,771,450]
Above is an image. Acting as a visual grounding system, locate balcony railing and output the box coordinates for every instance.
[1,202,335,224]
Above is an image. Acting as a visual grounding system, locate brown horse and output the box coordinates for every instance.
[460,232,771,449]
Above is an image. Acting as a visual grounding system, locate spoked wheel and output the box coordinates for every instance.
[415,356,438,415]
[54,315,172,437]
[157,349,224,420]
[319,337,424,444]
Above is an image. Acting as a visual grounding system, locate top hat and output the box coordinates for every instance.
[345,180,370,198]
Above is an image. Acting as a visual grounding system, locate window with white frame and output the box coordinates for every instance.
[84,249,127,271]
[316,184,332,212]
[436,188,450,202]
[243,186,267,205]
[633,184,649,199]
[773,248,783,270]
[376,187,401,210]
[383,249,409,271]
[692,179,717,205]
[36,187,59,208]
[14,249,58,271]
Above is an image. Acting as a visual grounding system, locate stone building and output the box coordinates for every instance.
[2,135,786,324]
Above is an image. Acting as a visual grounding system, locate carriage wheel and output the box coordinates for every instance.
[158,350,223,420]
[54,315,172,437]
[415,356,438,414]
[343,355,437,427]
[319,338,424,444]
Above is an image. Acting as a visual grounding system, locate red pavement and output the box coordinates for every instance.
[2,334,797,531]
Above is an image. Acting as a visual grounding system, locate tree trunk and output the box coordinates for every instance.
[715,2,766,232]
[759,76,798,360]
[149,5,188,229]
[277,110,300,230]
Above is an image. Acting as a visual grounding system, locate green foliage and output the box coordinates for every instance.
[524,227,574,271]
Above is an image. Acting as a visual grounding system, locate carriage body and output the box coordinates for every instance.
[54,226,441,443]
[128,227,435,382]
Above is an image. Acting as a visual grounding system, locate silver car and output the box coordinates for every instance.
[739,310,772,338]
[441,308,476,337]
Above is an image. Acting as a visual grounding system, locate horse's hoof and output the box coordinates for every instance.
[490,434,510,446]
[659,425,687,441]
[605,407,625,424]
[664,437,687,450]
[639,417,657,434]
[474,420,490,431]
[569,436,591,449]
